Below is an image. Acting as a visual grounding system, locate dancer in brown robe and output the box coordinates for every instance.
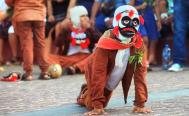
[77,5,152,115]
[48,6,101,73]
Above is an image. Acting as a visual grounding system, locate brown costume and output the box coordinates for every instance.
[6,0,49,75]
[77,30,148,110]
[48,28,101,72]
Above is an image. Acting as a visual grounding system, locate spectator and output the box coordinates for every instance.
[90,0,115,33]
[8,25,20,65]
[0,0,9,66]
[128,0,161,67]
[46,0,76,37]
[5,0,51,80]
[48,6,101,74]
[47,0,94,25]
[159,0,173,44]
[5,7,20,65]
[168,0,189,72]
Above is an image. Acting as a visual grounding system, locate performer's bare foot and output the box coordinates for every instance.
[84,108,107,115]
[132,106,152,114]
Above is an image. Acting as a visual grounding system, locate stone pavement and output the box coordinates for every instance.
[0,65,189,116]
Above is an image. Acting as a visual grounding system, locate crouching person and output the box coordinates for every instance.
[77,5,152,115]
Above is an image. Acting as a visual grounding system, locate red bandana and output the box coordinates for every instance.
[70,28,90,49]
[96,32,142,50]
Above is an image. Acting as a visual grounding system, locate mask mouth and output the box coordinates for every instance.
[119,27,136,38]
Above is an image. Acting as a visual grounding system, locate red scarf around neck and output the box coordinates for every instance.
[96,32,142,50]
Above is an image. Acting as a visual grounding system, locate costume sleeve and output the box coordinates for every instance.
[133,45,148,108]
[91,48,109,109]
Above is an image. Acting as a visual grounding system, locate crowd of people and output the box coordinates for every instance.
[0,0,188,74]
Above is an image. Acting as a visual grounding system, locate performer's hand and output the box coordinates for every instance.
[84,108,107,115]
[132,106,153,114]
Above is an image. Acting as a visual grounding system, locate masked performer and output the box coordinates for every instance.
[76,5,152,115]
[48,6,100,74]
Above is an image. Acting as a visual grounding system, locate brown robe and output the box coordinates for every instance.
[78,30,148,109]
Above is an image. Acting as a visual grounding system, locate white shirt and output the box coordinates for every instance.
[105,48,130,91]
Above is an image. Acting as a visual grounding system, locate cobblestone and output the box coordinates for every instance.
[0,66,189,116]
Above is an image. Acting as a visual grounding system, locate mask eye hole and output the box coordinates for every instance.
[132,18,139,27]
[124,20,130,24]
[121,16,131,26]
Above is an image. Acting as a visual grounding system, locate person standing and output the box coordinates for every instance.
[90,0,116,33]
[168,0,189,72]
[0,0,9,67]
[5,0,50,80]
[129,0,161,67]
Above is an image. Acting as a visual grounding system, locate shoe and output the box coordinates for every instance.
[21,73,33,81]
[1,72,21,82]
[39,73,51,80]
[168,63,183,72]
[66,66,76,75]
[66,66,81,75]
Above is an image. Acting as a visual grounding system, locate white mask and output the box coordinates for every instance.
[70,6,88,28]
[112,5,143,44]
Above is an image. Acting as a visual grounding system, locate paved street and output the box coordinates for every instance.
[0,65,189,116]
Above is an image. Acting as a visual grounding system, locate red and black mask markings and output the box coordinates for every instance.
[118,16,140,38]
